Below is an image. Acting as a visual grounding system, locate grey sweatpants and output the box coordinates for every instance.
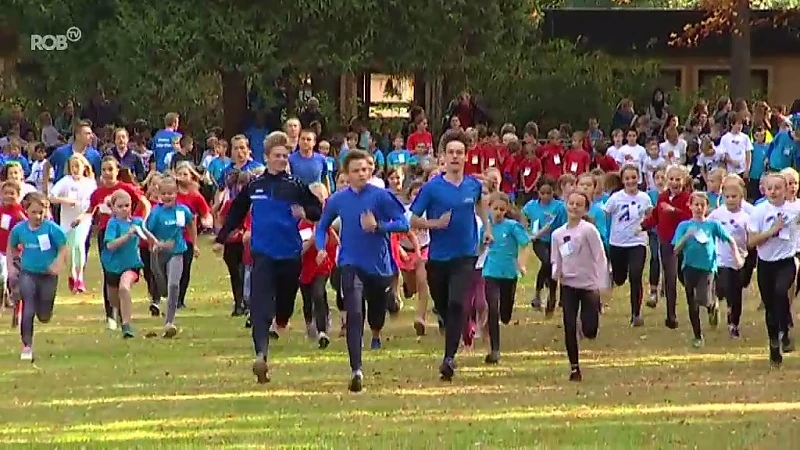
[151,250,184,324]
[19,271,58,347]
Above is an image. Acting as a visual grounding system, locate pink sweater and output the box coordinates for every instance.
[550,220,608,291]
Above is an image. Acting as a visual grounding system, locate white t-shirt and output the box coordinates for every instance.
[747,200,800,261]
[708,207,749,269]
[603,190,652,247]
[606,145,624,162]
[659,139,687,165]
[697,148,724,173]
[27,160,54,192]
[50,176,97,230]
[368,177,385,189]
[18,182,36,202]
[615,145,647,182]
[719,131,753,175]
[642,156,666,190]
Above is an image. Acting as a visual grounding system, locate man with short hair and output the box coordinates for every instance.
[152,113,181,172]
[409,130,493,381]
[288,129,328,190]
[214,131,322,384]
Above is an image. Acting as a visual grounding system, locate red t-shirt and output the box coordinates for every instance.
[594,154,620,172]
[465,145,483,175]
[176,191,210,244]
[539,144,564,180]
[0,203,26,252]
[518,157,543,192]
[501,153,521,194]
[243,212,253,265]
[298,220,337,284]
[88,182,142,230]
[481,144,506,171]
[406,131,433,152]
[218,199,246,243]
[563,149,591,176]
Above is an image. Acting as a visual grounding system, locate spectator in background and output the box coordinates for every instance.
[299,97,326,134]
[55,100,77,140]
[245,110,270,165]
[645,88,669,136]
[611,98,636,132]
[111,128,146,182]
[1,104,33,138]
[39,111,62,150]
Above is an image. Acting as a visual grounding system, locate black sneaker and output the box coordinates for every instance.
[484,351,500,365]
[530,296,542,310]
[729,325,740,339]
[782,334,795,353]
[770,341,783,368]
[318,332,331,349]
[569,366,582,382]
[630,315,644,327]
[439,358,455,381]
[231,304,245,317]
[708,302,719,328]
[665,318,679,330]
[349,371,363,393]
[149,303,160,317]
[252,355,270,384]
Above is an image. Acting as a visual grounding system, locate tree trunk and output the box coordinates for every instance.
[221,69,247,139]
[729,0,751,101]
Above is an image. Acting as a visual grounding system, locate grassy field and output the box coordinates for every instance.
[1,240,800,449]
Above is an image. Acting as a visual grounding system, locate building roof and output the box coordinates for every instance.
[541,8,800,57]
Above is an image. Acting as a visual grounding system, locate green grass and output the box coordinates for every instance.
[1,241,800,449]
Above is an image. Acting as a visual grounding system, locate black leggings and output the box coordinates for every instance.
[427,257,476,360]
[484,277,517,353]
[609,245,646,317]
[330,266,344,311]
[757,257,795,344]
[683,267,713,340]
[140,246,158,302]
[560,285,599,366]
[223,242,245,306]
[97,232,112,319]
[716,266,744,327]
[532,240,557,308]
[178,242,195,307]
[300,274,330,332]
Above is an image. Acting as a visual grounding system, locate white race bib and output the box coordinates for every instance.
[299,227,313,241]
[570,162,578,173]
[693,229,709,244]
[37,234,51,251]
[559,241,573,257]
[326,161,333,171]
[398,154,406,163]
[175,210,186,227]
[0,214,10,230]
[531,220,540,235]
[553,155,561,165]
[98,201,112,215]
[471,155,479,165]
[488,158,496,167]
[779,227,792,241]
[523,168,531,176]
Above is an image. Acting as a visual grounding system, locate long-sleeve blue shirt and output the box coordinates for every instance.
[766,129,799,170]
[216,171,322,259]
[315,184,409,276]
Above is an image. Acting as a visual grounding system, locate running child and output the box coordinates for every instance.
[645,168,666,306]
[4,162,36,201]
[708,175,750,337]
[672,192,741,348]
[49,154,96,293]
[463,184,491,347]
[146,177,195,338]
[551,191,608,381]
[175,162,211,309]
[399,181,431,336]
[482,192,530,364]
[0,182,26,310]
[102,190,156,338]
[217,170,251,316]
[522,177,567,313]
[9,192,67,361]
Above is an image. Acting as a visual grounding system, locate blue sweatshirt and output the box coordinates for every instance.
[315,184,409,276]
[151,128,182,172]
[216,171,322,259]
[766,129,798,170]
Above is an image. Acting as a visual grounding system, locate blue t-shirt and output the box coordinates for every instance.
[288,151,328,185]
[409,174,482,261]
[521,199,567,243]
[767,130,797,171]
[152,129,182,172]
[369,149,386,172]
[672,219,731,273]
[245,126,270,164]
[208,156,231,186]
[9,220,67,274]
[589,200,609,248]
[386,150,412,169]
[750,143,768,180]
[323,156,337,191]
[48,144,102,181]
[707,191,721,210]
[101,217,145,274]
[482,218,530,279]
[216,160,264,186]
[146,204,194,255]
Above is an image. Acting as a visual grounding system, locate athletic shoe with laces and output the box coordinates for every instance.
[349,370,363,392]
[106,317,118,331]
[318,332,330,349]
[20,346,32,361]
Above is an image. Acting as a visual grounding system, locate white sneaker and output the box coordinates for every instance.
[107,317,118,331]
[20,346,32,361]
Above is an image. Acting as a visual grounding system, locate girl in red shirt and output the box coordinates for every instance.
[217,170,252,317]
[0,181,26,310]
[174,162,212,309]
[517,143,543,206]
[406,115,433,153]
[464,130,483,175]
[563,132,591,176]
[80,157,148,330]
[299,211,339,348]
[539,129,565,179]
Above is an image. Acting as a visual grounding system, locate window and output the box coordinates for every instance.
[698,69,769,95]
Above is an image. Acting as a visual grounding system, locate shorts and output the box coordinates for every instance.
[106,268,141,288]
[397,246,429,272]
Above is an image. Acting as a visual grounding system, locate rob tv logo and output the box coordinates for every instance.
[30,27,82,51]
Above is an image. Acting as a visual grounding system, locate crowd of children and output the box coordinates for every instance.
[1,97,800,392]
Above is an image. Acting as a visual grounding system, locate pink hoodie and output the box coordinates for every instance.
[551,219,608,291]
